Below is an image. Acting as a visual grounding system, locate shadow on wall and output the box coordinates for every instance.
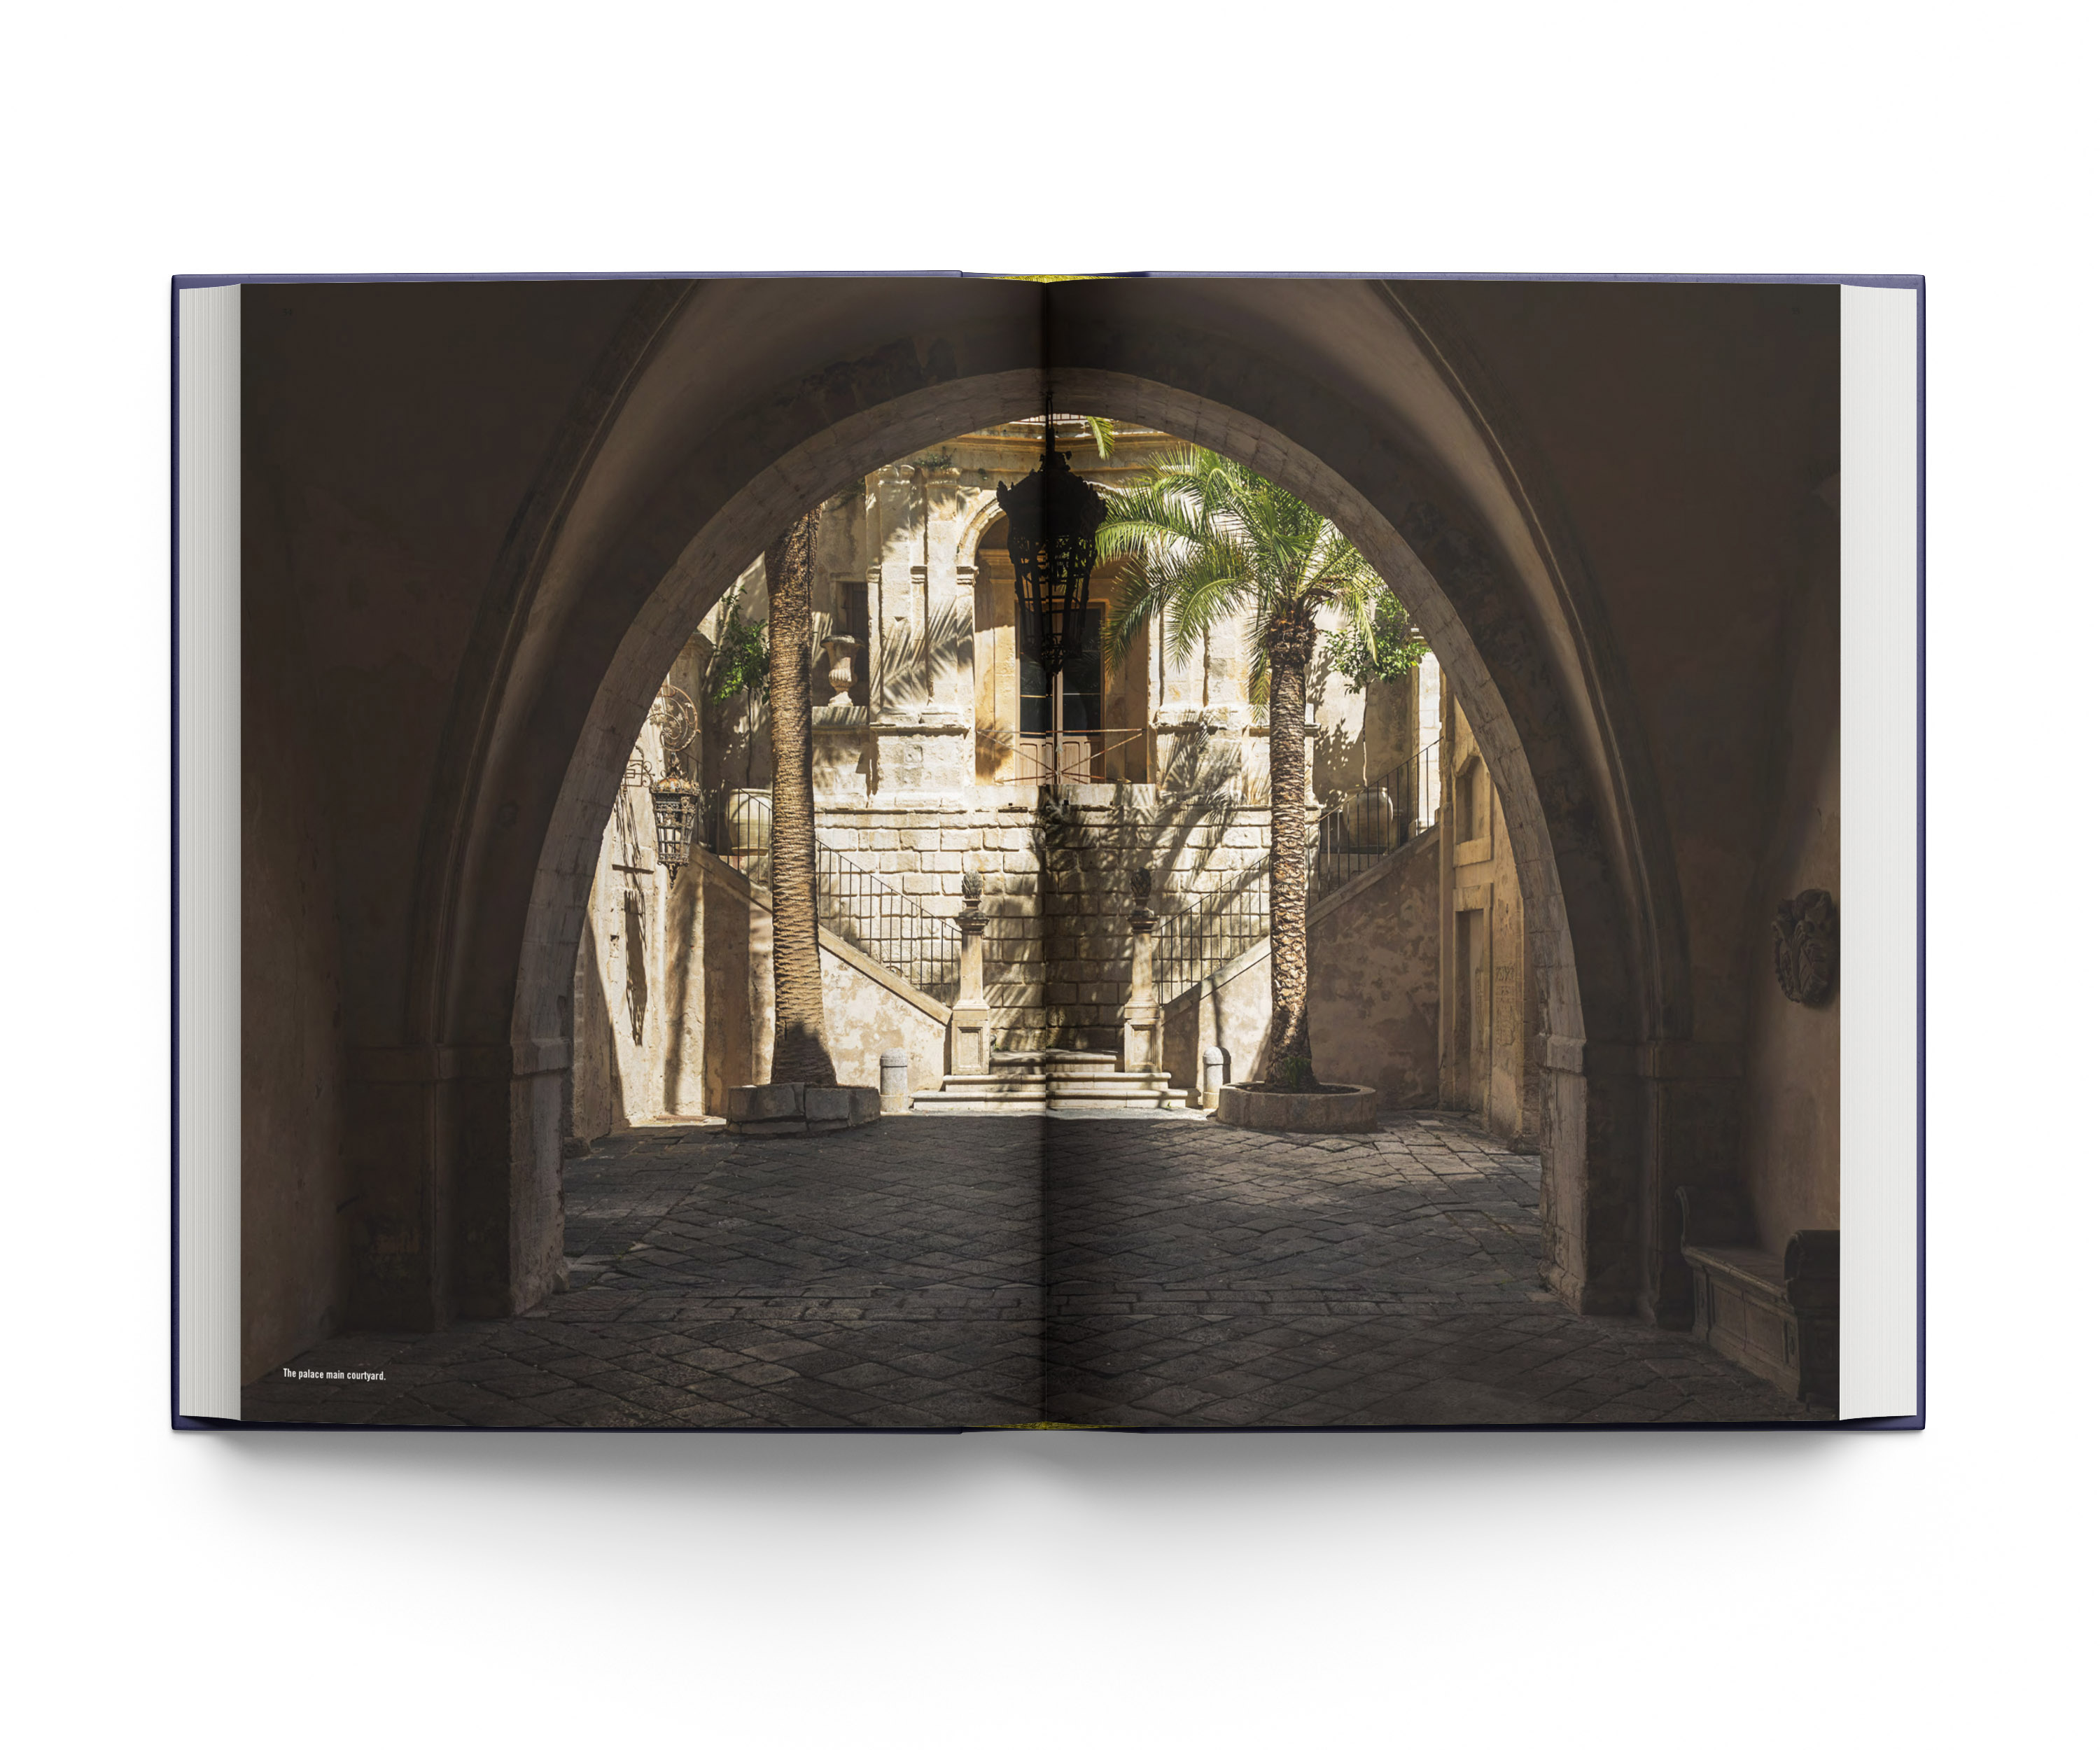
[622,885,650,1046]
[1154,728,1260,804]
[869,589,973,710]
[571,921,626,1146]
[662,869,702,1110]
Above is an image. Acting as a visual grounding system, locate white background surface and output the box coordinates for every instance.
[2,4,2090,1743]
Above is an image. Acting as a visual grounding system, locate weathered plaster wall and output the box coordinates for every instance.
[816,944,949,1093]
[240,479,352,1382]
[1312,826,1443,1105]
[1161,827,1442,1105]
[1737,482,1841,1247]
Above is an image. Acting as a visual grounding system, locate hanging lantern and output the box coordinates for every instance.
[996,405,1107,680]
[650,774,701,872]
[644,682,703,873]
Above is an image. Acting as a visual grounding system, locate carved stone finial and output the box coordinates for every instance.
[1128,867,1153,902]
[956,867,988,936]
[1773,889,1837,1005]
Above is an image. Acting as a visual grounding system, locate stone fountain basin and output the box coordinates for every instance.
[1214,1082,1379,1134]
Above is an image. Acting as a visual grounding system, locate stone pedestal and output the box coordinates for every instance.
[1201,1045,1226,1111]
[948,873,992,1075]
[1119,869,1162,1072]
[724,1082,881,1136]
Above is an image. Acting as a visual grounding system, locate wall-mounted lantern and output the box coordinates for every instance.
[650,775,700,872]
[646,682,701,874]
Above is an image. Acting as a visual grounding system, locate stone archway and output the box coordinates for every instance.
[398,279,1691,1327]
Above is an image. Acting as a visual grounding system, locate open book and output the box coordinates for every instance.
[175,273,1921,1429]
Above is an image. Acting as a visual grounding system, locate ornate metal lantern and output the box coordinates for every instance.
[650,774,700,871]
[645,682,702,873]
[997,406,1107,681]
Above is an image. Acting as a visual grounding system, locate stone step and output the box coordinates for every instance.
[937,1074,1049,1091]
[914,1054,1193,1115]
[1046,1091,1191,1110]
[910,1091,1051,1113]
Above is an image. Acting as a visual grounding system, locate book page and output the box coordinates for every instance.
[199,274,1901,1429]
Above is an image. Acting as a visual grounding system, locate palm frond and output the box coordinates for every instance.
[1096,440,1390,715]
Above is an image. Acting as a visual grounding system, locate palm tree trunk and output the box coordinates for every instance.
[765,510,835,1087]
[1265,612,1319,1088]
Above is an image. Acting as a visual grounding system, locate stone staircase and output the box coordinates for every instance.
[911,1049,1194,1114]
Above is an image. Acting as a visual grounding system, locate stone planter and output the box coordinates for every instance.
[1214,1081,1378,1134]
[724,1082,881,1137]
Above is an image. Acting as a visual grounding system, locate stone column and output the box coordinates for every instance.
[1120,867,1162,1072]
[948,871,992,1075]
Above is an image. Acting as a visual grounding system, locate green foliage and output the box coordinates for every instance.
[1323,592,1428,693]
[909,448,956,471]
[1096,445,1391,696]
[1276,1054,1315,1091]
[707,581,771,706]
[1084,416,1117,460]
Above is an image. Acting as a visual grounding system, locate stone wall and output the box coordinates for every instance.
[1440,684,1539,1146]
[569,640,708,1140]
[1737,474,1841,1248]
[1161,824,1443,1103]
[1040,790,1273,1051]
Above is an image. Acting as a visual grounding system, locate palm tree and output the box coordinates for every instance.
[764,509,835,1087]
[1099,447,1397,1091]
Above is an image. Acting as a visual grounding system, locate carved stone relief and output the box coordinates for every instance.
[1772,889,1837,1005]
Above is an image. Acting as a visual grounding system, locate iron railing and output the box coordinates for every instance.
[1005,726,1150,786]
[699,789,961,1004]
[697,736,1438,1014]
[1310,740,1438,905]
[1156,874,1270,1007]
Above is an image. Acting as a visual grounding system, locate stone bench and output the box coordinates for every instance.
[724,1082,881,1137]
[1676,1186,1838,1409]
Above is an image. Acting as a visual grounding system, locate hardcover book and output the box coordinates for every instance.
[174,272,1922,1429]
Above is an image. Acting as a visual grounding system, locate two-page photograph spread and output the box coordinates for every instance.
[174,273,1921,1430]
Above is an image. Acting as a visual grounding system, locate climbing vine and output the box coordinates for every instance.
[1322,592,1427,694]
[706,580,771,705]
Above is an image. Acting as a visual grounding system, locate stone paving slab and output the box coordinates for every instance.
[242,1113,1828,1429]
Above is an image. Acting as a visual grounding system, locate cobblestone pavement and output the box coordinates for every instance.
[244,1114,1826,1429]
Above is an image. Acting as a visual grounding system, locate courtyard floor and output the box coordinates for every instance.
[243,1113,1828,1429]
